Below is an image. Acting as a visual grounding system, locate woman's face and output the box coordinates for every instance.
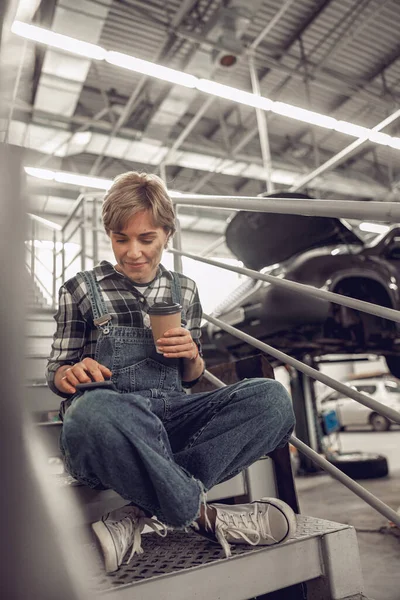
[110,210,169,283]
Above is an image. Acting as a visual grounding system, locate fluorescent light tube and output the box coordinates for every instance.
[368,131,392,145]
[359,222,390,234]
[107,51,197,88]
[196,79,274,110]
[272,102,337,129]
[11,20,106,60]
[24,167,112,189]
[334,121,369,138]
[25,167,55,180]
[54,171,112,189]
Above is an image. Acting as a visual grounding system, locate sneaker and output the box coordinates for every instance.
[207,497,297,558]
[92,506,167,573]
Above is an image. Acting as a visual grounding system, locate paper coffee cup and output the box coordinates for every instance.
[148,301,182,354]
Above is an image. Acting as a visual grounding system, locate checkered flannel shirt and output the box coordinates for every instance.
[46,261,203,396]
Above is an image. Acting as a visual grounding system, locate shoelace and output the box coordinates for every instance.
[108,514,167,565]
[214,505,277,558]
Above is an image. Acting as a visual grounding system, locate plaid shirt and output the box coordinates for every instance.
[46,261,203,396]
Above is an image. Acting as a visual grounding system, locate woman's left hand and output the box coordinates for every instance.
[157,327,198,360]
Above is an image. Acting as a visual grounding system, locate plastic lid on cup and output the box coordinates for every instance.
[148,301,182,316]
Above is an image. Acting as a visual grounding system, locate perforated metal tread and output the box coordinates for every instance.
[90,516,350,593]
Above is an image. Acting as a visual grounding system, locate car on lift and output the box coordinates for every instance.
[317,374,400,431]
[202,192,400,378]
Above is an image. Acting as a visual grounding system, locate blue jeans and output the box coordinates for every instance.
[61,378,295,528]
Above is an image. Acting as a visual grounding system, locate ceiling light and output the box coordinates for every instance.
[335,121,369,138]
[197,79,273,110]
[54,171,112,189]
[11,20,106,60]
[25,166,112,190]
[107,52,197,88]
[272,102,337,129]
[71,131,92,146]
[359,222,390,234]
[368,131,392,145]
[11,21,400,150]
[25,167,55,180]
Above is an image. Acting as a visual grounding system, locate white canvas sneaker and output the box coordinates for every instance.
[208,497,297,557]
[92,506,167,573]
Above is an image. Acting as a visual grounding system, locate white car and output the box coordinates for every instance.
[318,376,400,432]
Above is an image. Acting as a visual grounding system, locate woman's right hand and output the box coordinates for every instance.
[55,357,112,395]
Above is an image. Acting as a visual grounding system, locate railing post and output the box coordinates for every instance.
[30,218,35,277]
[92,198,98,267]
[52,229,57,309]
[172,213,183,273]
[61,229,66,282]
[80,197,87,272]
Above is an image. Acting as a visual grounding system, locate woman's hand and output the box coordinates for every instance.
[157,327,199,360]
[55,357,112,395]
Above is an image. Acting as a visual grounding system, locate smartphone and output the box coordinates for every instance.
[75,380,117,392]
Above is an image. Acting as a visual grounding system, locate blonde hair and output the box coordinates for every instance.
[102,171,176,236]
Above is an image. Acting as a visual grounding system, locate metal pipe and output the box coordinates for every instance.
[92,199,98,267]
[173,194,400,221]
[204,313,400,425]
[61,193,85,232]
[61,229,66,282]
[52,230,57,309]
[169,248,400,324]
[30,218,35,277]
[172,215,183,273]
[290,108,400,192]
[290,436,400,527]
[248,56,274,193]
[302,356,319,453]
[249,0,297,50]
[163,96,215,164]
[199,235,226,257]
[203,370,227,389]
[80,200,86,271]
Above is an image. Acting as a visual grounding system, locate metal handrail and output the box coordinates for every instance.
[202,370,400,527]
[172,194,400,221]
[204,312,400,425]
[169,248,400,324]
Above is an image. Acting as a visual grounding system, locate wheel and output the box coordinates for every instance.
[328,452,389,479]
[370,412,391,432]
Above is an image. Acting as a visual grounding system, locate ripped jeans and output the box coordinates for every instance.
[60,377,295,528]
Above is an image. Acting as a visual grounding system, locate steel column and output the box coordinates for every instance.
[248,56,274,193]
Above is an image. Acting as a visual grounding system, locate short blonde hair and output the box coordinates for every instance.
[102,171,176,236]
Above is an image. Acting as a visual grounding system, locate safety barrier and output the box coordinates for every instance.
[170,193,400,529]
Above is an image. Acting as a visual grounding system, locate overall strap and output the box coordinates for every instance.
[80,270,112,332]
[170,271,187,325]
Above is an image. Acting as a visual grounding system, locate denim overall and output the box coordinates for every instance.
[61,269,295,528]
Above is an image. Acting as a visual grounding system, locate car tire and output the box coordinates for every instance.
[328,452,389,479]
[369,412,391,432]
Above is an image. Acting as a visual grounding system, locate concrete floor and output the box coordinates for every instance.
[295,429,400,600]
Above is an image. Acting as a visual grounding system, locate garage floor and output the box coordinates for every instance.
[295,430,400,600]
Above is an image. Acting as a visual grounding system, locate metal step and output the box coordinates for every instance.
[85,516,364,600]
[25,355,48,381]
[25,336,54,355]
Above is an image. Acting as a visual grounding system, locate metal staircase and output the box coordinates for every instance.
[23,200,377,600]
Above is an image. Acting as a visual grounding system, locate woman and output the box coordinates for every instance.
[46,171,296,573]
